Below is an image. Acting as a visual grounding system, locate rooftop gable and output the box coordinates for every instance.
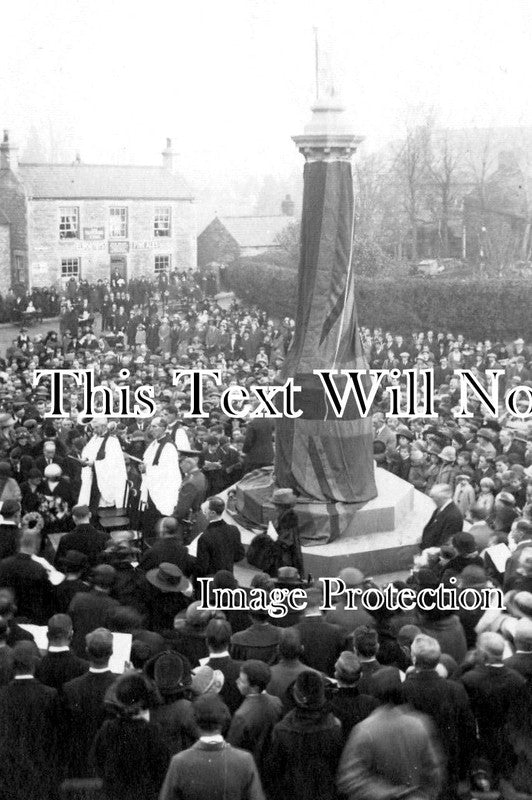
[215,215,292,248]
[17,163,194,200]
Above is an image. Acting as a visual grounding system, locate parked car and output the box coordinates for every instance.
[411,259,445,277]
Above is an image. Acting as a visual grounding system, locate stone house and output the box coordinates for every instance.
[0,133,196,288]
[197,195,295,267]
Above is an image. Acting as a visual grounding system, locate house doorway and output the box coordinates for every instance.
[110,256,128,286]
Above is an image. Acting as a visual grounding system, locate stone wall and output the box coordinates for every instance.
[0,169,28,284]
[27,198,197,288]
[197,217,240,268]
[0,224,11,288]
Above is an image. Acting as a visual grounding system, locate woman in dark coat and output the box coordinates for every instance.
[266,670,343,800]
[272,488,304,578]
[144,651,199,755]
[91,672,169,800]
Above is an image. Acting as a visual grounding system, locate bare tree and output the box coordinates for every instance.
[428,133,462,258]
[392,115,433,261]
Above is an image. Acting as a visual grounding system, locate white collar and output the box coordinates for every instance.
[14,674,34,680]
[48,646,70,653]
[206,651,230,660]
[200,734,224,744]
[89,666,110,673]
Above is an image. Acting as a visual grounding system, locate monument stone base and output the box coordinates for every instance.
[227,467,434,578]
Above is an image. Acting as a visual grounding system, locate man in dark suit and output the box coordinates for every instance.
[461,631,526,785]
[34,439,65,474]
[34,613,88,690]
[196,496,244,576]
[174,455,208,544]
[0,641,60,800]
[68,565,120,656]
[402,634,476,796]
[231,610,282,666]
[204,618,242,713]
[505,618,532,685]
[54,504,109,568]
[241,416,274,474]
[294,587,347,676]
[139,516,197,576]
[159,695,263,800]
[0,530,53,624]
[421,484,463,550]
[0,498,20,560]
[62,627,118,778]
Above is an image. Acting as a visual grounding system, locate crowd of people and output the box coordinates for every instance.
[0,275,530,799]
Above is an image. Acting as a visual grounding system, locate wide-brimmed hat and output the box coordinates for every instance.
[293,670,326,710]
[0,414,14,428]
[146,562,191,593]
[272,488,298,506]
[395,425,414,442]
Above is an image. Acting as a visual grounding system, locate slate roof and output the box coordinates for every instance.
[17,164,193,200]
[216,215,291,248]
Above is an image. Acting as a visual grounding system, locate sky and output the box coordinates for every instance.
[1,0,532,191]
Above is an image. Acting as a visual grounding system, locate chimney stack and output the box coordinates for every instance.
[0,130,18,172]
[162,138,176,173]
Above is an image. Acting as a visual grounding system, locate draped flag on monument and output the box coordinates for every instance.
[275,159,377,516]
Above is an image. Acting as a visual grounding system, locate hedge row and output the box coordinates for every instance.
[226,259,532,340]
